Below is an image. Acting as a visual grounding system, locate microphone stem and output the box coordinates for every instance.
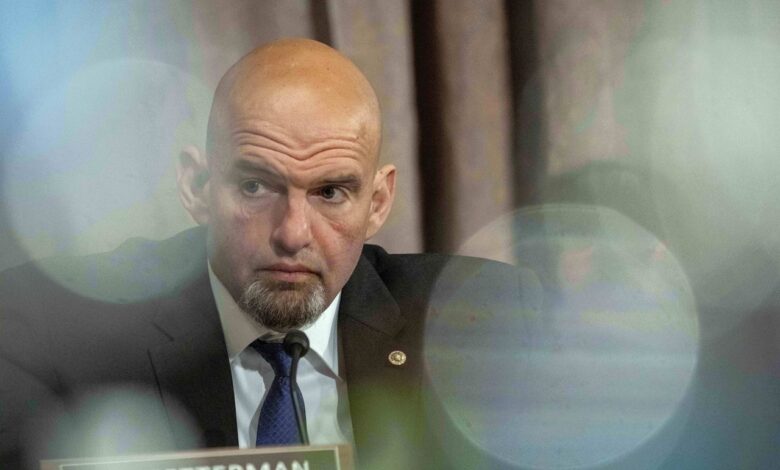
[289,349,309,445]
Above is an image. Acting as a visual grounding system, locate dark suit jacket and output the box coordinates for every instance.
[0,227,525,469]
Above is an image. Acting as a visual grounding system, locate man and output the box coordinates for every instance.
[178,36,396,450]
[0,39,524,469]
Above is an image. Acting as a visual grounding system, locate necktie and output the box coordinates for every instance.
[251,340,306,445]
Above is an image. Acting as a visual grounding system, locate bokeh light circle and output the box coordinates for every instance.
[3,58,211,302]
[424,204,699,469]
[21,383,200,468]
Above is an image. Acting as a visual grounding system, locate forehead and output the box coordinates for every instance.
[231,115,368,150]
[217,81,378,167]
[226,118,372,175]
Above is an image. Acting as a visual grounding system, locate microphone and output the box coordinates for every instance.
[283,330,310,445]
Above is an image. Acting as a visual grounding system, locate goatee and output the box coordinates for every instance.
[238,277,326,331]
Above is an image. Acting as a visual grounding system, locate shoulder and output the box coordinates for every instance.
[359,243,541,312]
[361,243,515,277]
[0,226,209,370]
[0,229,208,465]
[0,227,208,371]
[0,227,207,306]
[360,244,455,280]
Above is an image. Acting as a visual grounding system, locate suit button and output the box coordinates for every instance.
[388,350,407,366]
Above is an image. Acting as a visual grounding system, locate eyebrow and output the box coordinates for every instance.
[232,158,273,173]
[233,158,364,190]
[319,174,363,191]
[229,159,285,189]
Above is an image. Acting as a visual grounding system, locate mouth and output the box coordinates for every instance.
[261,263,318,282]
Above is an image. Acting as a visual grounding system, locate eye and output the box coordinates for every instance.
[240,180,267,197]
[317,185,346,203]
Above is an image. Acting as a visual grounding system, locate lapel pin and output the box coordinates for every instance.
[388,350,407,366]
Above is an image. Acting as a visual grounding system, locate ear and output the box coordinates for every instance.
[176,145,211,225]
[365,164,396,240]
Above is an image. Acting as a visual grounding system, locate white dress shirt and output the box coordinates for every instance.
[208,263,354,447]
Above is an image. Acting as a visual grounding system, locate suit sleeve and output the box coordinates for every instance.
[0,265,63,470]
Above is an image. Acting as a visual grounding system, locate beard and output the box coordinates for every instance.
[237,276,326,332]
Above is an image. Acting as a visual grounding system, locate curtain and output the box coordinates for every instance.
[2,0,780,325]
[3,0,780,264]
[0,0,516,268]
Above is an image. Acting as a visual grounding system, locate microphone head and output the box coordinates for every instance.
[283,329,310,358]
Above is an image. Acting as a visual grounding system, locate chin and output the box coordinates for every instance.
[238,277,326,331]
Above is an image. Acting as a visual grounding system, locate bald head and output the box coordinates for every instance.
[178,39,397,331]
[206,38,381,167]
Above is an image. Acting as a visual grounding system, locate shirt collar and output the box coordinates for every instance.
[208,262,341,375]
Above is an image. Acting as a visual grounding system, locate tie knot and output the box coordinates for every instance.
[251,340,292,377]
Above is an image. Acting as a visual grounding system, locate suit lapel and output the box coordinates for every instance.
[339,254,423,467]
[142,233,422,458]
[147,264,238,449]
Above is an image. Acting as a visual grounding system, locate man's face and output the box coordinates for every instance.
[204,83,380,331]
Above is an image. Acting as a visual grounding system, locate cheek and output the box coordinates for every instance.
[316,213,369,275]
[319,210,366,247]
[319,197,373,237]
[211,186,269,232]
[212,188,255,223]
[210,191,270,259]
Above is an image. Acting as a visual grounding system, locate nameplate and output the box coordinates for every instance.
[41,444,351,470]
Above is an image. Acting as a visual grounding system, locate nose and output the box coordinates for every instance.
[271,193,313,255]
